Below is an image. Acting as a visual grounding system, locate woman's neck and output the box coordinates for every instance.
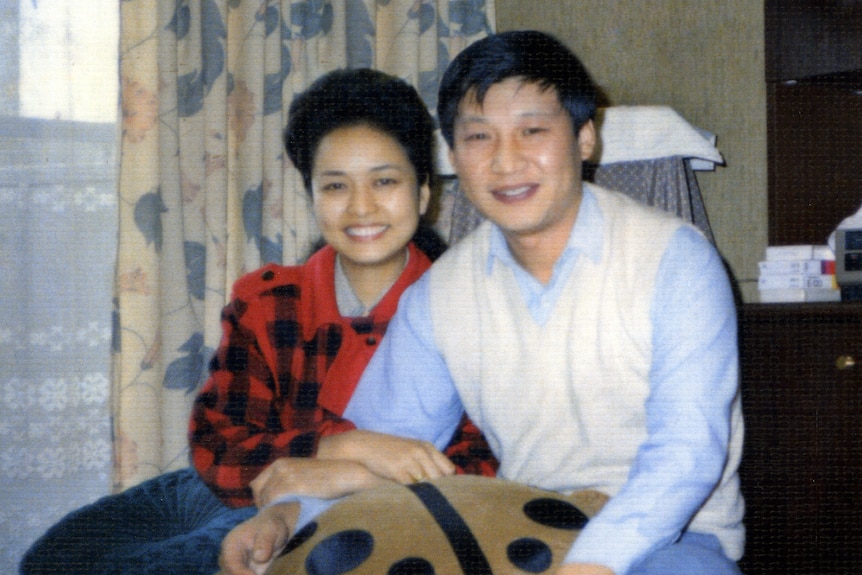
[338,247,409,310]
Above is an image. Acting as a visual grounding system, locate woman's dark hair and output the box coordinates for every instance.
[286,68,446,262]
[284,68,436,194]
[438,30,597,148]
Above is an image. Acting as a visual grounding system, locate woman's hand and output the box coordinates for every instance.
[316,430,455,485]
[251,457,392,508]
[218,502,298,575]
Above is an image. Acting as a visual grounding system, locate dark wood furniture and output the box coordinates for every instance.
[738,303,862,575]
[741,5,862,573]
[765,0,862,246]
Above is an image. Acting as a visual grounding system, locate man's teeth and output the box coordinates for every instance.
[499,186,531,197]
[347,225,387,237]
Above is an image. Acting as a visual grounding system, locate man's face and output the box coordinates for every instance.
[449,78,595,244]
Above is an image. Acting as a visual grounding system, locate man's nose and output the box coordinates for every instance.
[490,136,524,174]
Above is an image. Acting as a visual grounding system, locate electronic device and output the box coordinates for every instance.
[835,228,862,300]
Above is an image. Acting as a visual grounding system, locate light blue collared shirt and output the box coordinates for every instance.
[280,188,740,575]
[485,186,604,326]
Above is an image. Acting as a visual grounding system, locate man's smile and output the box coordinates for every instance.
[492,184,537,203]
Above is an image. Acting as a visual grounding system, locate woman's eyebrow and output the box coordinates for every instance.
[317,164,404,176]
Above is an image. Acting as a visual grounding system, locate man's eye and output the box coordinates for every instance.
[376,177,398,186]
[464,132,488,142]
[320,182,346,192]
[524,127,547,136]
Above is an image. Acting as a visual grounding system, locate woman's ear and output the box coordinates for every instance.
[577,120,597,160]
[418,180,431,216]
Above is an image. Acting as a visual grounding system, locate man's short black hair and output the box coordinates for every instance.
[284,68,436,194]
[438,30,597,148]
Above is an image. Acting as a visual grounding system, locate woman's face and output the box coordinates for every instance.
[311,124,430,279]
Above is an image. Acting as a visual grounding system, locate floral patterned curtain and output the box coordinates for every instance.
[114,0,495,492]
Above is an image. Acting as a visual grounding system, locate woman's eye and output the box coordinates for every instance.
[376,177,398,186]
[524,127,546,136]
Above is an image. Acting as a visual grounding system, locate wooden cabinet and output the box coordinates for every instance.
[738,303,862,575]
[765,0,862,82]
[765,1,862,246]
[747,6,862,568]
[767,81,862,246]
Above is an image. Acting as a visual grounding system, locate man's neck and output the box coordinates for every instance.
[504,221,574,285]
[503,196,581,285]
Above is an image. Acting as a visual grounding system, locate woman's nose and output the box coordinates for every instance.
[347,186,375,216]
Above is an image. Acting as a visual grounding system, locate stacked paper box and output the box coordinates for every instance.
[758,245,840,303]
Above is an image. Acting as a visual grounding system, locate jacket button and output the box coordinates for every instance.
[261,269,275,281]
[365,336,377,346]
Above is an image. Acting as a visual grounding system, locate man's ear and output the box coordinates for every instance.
[577,120,597,160]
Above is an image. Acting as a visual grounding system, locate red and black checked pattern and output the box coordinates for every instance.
[190,282,354,507]
[189,244,497,507]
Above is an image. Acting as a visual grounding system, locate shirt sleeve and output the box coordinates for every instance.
[564,226,739,574]
[344,275,465,450]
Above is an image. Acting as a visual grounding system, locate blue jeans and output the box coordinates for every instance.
[629,532,742,575]
[20,468,256,575]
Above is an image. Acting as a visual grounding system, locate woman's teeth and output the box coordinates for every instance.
[347,225,387,238]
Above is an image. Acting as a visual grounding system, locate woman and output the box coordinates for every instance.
[21,69,495,575]
[190,67,497,510]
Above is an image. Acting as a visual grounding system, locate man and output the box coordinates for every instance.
[222,30,745,575]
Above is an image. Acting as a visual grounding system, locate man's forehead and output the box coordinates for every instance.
[463,77,557,101]
[456,80,563,119]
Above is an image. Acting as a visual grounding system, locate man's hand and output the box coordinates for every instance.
[250,457,392,508]
[555,563,615,575]
[317,430,455,485]
[218,502,298,575]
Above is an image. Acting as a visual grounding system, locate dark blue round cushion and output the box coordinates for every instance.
[20,468,256,575]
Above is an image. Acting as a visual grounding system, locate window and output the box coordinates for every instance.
[17,0,118,121]
[0,1,119,567]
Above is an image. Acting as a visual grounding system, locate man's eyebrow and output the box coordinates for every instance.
[368,164,405,172]
[518,110,560,119]
[455,114,488,125]
[456,109,561,124]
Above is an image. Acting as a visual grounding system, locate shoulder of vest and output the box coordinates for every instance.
[433,221,491,264]
[590,184,686,226]
[592,187,697,249]
[426,222,493,295]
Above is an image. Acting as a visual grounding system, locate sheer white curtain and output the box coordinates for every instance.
[0,0,118,567]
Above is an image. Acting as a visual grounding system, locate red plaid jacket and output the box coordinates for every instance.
[189,243,497,507]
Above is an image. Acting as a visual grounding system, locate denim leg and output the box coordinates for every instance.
[628,532,742,575]
[20,468,256,575]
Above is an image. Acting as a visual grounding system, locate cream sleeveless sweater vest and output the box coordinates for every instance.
[429,186,744,560]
